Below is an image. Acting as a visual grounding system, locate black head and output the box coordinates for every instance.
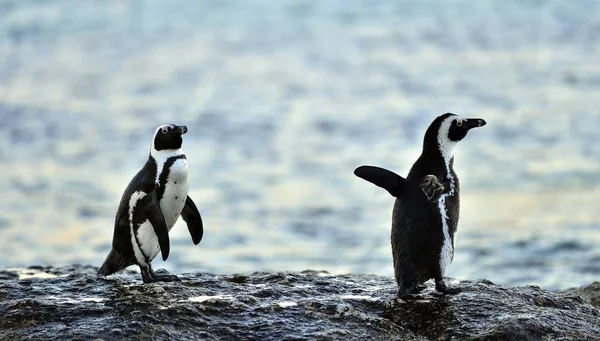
[447,114,486,142]
[152,124,188,151]
[423,113,486,157]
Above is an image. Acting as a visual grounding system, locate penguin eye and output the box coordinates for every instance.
[161,127,169,134]
[456,120,463,127]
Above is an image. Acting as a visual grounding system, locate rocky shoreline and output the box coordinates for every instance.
[1,265,599,340]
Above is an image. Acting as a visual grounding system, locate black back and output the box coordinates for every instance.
[108,158,161,268]
[391,114,461,294]
[354,113,486,295]
[392,153,460,290]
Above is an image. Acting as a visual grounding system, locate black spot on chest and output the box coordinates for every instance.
[156,155,187,201]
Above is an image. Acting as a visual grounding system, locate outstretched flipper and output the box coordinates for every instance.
[419,175,445,201]
[146,189,171,261]
[181,196,204,245]
[354,165,406,197]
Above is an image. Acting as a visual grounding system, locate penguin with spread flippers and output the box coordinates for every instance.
[98,124,204,283]
[354,113,486,297]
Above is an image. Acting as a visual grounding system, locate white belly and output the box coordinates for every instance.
[129,158,189,265]
[159,157,189,229]
[129,150,190,265]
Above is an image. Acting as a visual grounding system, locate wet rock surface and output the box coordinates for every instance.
[0,266,599,340]
[563,282,600,311]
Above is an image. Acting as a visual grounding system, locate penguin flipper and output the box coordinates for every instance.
[181,196,204,245]
[146,189,171,261]
[420,175,445,201]
[354,165,406,197]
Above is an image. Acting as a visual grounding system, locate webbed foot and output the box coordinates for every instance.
[435,278,447,292]
[149,274,181,283]
[397,282,425,298]
[140,264,181,283]
[414,284,427,293]
[434,278,461,295]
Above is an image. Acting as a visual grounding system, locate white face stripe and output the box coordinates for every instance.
[435,114,464,276]
[128,191,148,266]
[436,115,465,164]
[160,124,174,134]
[150,125,185,185]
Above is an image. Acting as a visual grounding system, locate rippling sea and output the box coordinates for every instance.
[1,0,599,290]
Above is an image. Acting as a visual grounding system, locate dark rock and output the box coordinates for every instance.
[0,266,599,340]
[562,282,600,309]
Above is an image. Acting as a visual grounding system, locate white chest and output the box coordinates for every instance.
[158,158,189,229]
[437,161,456,276]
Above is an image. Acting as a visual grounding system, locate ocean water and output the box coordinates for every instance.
[0,0,599,290]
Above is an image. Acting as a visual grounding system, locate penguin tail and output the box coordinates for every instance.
[97,249,126,277]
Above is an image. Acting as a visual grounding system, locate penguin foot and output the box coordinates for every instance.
[442,287,461,295]
[420,175,445,201]
[431,287,461,297]
[149,274,182,283]
[397,284,425,298]
[435,278,447,292]
[414,284,427,294]
[140,265,182,283]
[434,279,461,295]
[396,288,411,298]
[397,290,420,300]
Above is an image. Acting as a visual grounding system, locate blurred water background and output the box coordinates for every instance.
[0,0,599,290]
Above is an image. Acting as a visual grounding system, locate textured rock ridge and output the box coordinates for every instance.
[0,266,599,340]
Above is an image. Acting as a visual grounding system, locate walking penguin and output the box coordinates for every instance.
[98,124,204,283]
[354,113,486,297]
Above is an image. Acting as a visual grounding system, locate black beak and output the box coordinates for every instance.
[465,118,486,129]
[176,125,188,135]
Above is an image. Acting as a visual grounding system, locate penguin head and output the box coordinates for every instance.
[424,113,486,159]
[152,124,188,152]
